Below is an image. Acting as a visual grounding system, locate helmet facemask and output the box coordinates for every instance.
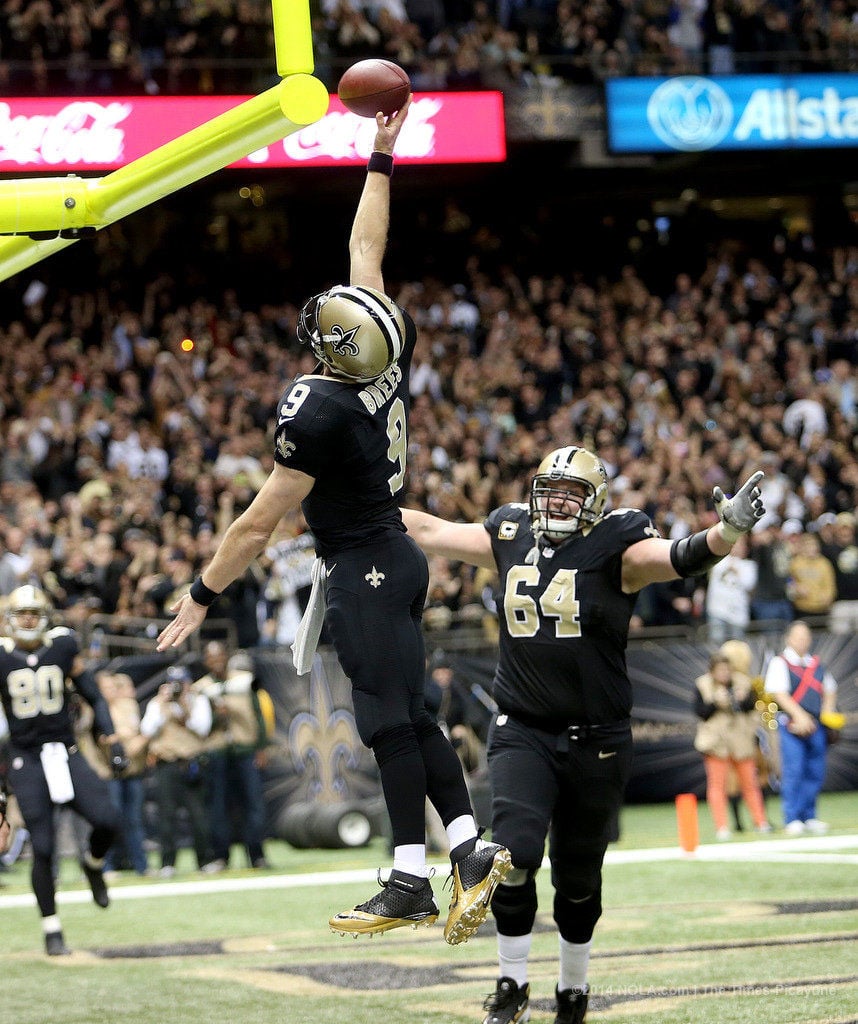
[530,447,609,543]
[6,585,52,648]
[297,285,405,383]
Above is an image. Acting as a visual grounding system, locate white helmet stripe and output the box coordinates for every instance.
[338,286,404,362]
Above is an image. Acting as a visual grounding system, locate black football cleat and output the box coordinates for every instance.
[482,977,530,1024]
[554,984,589,1024]
[45,930,71,956]
[81,860,110,908]
[330,869,439,936]
[444,839,512,945]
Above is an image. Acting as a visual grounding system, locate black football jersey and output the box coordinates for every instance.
[272,311,418,558]
[0,628,80,748]
[485,503,659,723]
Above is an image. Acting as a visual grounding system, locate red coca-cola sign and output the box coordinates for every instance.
[0,93,505,171]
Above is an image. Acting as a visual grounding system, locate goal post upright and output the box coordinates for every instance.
[0,0,327,283]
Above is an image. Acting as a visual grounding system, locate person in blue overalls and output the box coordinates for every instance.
[764,620,839,836]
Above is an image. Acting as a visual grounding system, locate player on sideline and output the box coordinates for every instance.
[156,98,510,944]
[0,585,127,955]
[403,450,765,1023]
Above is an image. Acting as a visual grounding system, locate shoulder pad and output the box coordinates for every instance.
[47,626,74,638]
[0,636,15,653]
[603,507,644,520]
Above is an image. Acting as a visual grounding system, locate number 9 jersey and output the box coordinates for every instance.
[273,309,417,559]
[0,628,80,749]
[485,502,659,725]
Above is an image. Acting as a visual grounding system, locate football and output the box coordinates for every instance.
[337,59,411,119]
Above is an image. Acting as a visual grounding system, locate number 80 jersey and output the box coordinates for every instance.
[272,311,417,559]
[0,628,79,749]
[485,502,659,724]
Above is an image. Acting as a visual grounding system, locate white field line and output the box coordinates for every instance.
[1,834,856,910]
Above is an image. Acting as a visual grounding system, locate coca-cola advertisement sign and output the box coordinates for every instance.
[0,93,505,171]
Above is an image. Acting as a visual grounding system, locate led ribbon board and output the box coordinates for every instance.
[606,73,858,153]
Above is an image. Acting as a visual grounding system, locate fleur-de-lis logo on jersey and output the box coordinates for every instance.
[328,323,360,356]
[365,566,386,588]
[277,437,296,460]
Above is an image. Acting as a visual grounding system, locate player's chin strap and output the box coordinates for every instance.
[525,526,549,564]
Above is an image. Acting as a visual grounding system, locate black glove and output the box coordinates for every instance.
[713,470,766,543]
[109,742,130,778]
[0,787,7,827]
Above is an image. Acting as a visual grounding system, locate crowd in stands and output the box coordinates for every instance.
[0,198,856,643]
[1,0,856,97]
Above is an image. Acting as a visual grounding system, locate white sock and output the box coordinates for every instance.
[392,844,428,877]
[498,932,532,987]
[42,915,62,934]
[558,937,592,991]
[446,814,478,851]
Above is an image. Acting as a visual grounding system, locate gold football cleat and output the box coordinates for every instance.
[444,841,512,945]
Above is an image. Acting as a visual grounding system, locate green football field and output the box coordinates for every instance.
[2,793,857,1024]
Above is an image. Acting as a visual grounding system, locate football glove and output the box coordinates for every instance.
[109,742,130,778]
[713,470,766,544]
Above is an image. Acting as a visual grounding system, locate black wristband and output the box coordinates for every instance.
[367,151,393,176]
[189,576,220,606]
[670,530,723,578]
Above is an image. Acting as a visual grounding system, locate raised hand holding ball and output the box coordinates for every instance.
[338,59,412,119]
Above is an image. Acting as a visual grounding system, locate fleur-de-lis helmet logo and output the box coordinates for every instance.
[327,323,360,356]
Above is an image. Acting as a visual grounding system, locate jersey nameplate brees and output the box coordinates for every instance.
[356,362,403,414]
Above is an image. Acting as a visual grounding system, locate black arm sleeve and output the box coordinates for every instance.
[670,530,724,577]
[738,691,759,713]
[74,667,117,739]
[694,688,717,721]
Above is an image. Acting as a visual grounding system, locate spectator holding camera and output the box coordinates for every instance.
[693,651,771,841]
[139,665,213,877]
[194,642,271,871]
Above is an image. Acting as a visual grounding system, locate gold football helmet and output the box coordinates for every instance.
[6,585,52,648]
[530,446,609,541]
[298,285,406,383]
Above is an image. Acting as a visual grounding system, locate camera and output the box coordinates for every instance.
[165,667,190,700]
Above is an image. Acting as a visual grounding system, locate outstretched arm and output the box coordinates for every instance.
[401,507,497,570]
[157,464,314,650]
[349,97,411,291]
[621,471,765,593]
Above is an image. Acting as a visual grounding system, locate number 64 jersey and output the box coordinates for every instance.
[485,503,659,725]
[0,628,79,749]
[273,312,417,559]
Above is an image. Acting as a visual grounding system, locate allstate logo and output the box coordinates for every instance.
[646,77,733,151]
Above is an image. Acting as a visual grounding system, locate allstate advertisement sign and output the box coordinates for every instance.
[606,74,858,153]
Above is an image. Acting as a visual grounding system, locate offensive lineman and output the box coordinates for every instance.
[0,585,127,955]
[156,98,510,943]
[403,448,765,1024]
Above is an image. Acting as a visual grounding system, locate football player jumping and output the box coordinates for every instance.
[156,98,511,943]
[0,585,127,955]
[403,449,765,1024]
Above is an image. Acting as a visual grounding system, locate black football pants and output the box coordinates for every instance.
[488,714,633,942]
[324,532,473,847]
[9,742,120,917]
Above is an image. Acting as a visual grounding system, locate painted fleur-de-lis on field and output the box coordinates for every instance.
[289,667,360,803]
[365,566,385,588]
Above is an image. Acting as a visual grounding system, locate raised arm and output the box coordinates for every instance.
[349,97,411,291]
[401,507,497,570]
[621,470,766,593]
